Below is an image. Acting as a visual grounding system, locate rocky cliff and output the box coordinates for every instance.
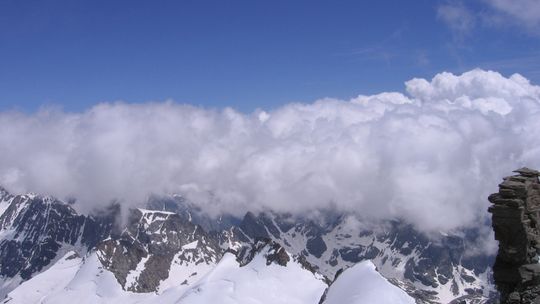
[96,208,222,293]
[489,167,540,303]
[0,188,117,297]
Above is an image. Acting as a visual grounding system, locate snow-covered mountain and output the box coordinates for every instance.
[0,187,115,298]
[145,194,495,302]
[1,239,414,304]
[176,240,327,304]
[225,211,496,303]
[0,187,493,303]
[323,260,415,304]
[96,208,222,293]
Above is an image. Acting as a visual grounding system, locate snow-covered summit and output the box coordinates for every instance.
[2,241,328,304]
[323,260,415,304]
[176,242,327,304]
[226,211,495,303]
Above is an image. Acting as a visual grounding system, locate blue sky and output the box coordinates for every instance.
[1,0,539,112]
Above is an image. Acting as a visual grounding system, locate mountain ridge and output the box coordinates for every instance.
[0,185,495,303]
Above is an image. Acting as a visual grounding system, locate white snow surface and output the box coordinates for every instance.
[0,197,11,218]
[177,252,326,304]
[324,260,415,304]
[182,240,198,250]
[3,248,328,304]
[124,255,149,290]
[2,251,188,304]
[158,246,214,293]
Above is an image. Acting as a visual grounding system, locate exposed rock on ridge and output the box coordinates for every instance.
[96,208,222,293]
[229,210,494,303]
[0,189,116,282]
[489,167,540,303]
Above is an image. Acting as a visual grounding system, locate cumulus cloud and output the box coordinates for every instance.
[1,69,539,234]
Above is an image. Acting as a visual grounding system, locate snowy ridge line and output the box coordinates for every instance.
[0,186,494,303]
[230,212,495,303]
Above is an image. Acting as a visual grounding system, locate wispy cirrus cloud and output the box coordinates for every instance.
[437,1,476,42]
[437,0,540,37]
[482,0,540,32]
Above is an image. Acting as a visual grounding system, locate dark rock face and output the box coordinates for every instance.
[265,241,290,266]
[233,237,327,285]
[0,191,116,282]
[239,212,271,240]
[235,238,291,267]
[0,189,223,295]
[489,167,540,303]
[0,189,226,295]
[96,208,222,293]
[306,235,327,258]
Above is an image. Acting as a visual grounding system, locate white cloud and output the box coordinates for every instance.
[483,0,540,31]
[1,69,539,234]
[438,0,540,38]
[437,2,476,40]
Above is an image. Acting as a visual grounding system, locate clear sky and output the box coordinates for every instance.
[1,0,539,112]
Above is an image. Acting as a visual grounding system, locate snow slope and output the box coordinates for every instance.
[2,251,183,304]
[3,246,327,304]
[1,252,81,303]
[324,261,415,304]
[231,212,494,302]
[177,251,327,304]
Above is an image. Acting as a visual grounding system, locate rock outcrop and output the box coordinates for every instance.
[0,190,117,281]
[489,167,540,303]
[96,208,222,292]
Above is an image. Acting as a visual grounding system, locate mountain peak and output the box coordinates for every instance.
[96,206,222,293]
[234,238,290,267]
[0,186,9,197]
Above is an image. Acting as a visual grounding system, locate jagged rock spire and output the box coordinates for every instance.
[488,167,540,304]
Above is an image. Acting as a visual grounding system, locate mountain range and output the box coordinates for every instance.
[0,186,495,303]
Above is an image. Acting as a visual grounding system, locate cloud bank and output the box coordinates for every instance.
[1,69,539,233]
